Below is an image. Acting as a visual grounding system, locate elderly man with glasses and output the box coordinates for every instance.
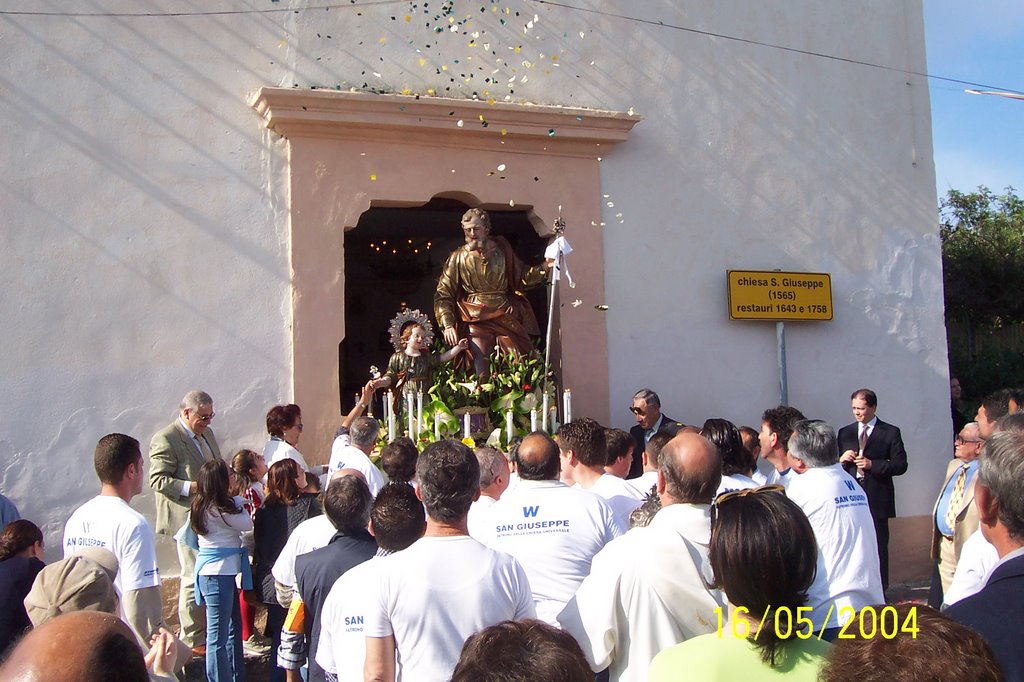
[929,421,984,606]
[150,389,222,653]
[627,389,683,480]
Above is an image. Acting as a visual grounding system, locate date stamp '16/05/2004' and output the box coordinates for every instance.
[714,605,920,641]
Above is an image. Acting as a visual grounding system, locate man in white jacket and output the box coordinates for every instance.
[557,432,726,682]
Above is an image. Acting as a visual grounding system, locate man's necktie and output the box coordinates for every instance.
[857,426,868,479]
[945,464,969,530]
[196,435,214,461]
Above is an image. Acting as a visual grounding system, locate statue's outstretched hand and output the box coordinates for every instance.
[456,338,470,351]
[443,326,459,347]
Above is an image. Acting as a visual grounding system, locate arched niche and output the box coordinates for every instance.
[251,88,640,462]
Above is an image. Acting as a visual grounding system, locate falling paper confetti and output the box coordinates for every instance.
[571,299,582,307]
[594,305,609,311]
[497,163,506,171]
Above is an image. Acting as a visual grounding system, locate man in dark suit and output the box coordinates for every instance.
[627,389,682,479]
[947,430,1024,681]
[149,390,222,651]
[837,388,908,591]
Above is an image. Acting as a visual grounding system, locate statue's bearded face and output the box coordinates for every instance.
[462,215,489,251]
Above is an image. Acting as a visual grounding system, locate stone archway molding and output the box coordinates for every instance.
[251,87,640,463]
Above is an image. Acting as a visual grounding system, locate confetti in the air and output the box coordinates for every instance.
[572,299,583,307]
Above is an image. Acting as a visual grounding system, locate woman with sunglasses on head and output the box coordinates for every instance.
[252,458,322,682]
[263,404,313,474]
[649,487,830,681]
[191,459,253,682]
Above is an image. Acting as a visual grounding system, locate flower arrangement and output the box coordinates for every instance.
[411,342,556,449]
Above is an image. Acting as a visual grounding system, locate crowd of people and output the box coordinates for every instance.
[0,382,1022,681]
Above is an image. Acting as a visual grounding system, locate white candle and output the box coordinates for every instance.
[434,412,440,440]
[563,389,572,423]
[542,393,549,432]
[530,409,538,432]
[386,391,394,424]
[407,393,414,437]
[464,412,471,439]
[550,405,558,432]
[417,392,424,435]
[506,411,514,442]
[388,413,395,442]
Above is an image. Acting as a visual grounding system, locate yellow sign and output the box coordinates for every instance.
[727,270,833,321]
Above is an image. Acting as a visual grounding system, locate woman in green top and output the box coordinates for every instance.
[648,486,830,681]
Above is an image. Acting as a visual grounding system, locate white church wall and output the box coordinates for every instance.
[0,0,945,574]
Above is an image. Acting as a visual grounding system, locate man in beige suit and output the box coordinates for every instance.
[931,421,983,598]
[149,390,222,650]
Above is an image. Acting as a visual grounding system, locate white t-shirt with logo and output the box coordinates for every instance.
[327,441,385,497]
[62,495,160,594]
[716,473,758,497]
[364,535,535,682]
[586,473,643,532]
[475,479,622,625]
[785,464,885,628]
[316,555,385,679]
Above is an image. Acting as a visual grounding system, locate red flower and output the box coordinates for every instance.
[522,384,531,391]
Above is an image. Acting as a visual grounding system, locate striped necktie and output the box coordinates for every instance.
[945,464,969,530]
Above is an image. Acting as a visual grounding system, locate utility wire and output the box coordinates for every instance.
[1,0,1020,96]
[534,0,1024,96]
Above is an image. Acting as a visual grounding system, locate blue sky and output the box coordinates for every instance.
[924,1,1024,200]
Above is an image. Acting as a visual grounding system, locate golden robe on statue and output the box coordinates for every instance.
[434,236,547,360]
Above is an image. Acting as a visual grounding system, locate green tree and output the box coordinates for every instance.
[941,186,1024,327]
[941,186,1024,398]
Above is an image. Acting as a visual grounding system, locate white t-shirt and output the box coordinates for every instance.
[271,515,337,588]
[264,438,312,474]
[316,554,386,678]
[785,464,885,628]
[364,535,535,682]
[197,498,253,575]
[327,441,385,497]
[63,495,160,594]
[585,473,643,532]
[944,529,1000,606]
[466,495,498,541]
[475,479,622,625]
[716,473,758,497]
[628,471,659,498]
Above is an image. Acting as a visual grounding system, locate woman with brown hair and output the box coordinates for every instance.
[252,458,322,682]
[262,404,311,474]
[649,487,830,680]
[0,520,45,656]
[191,459,252,682]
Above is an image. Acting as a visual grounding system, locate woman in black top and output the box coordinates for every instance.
[252,459,322,682]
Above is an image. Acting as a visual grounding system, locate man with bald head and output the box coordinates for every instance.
[558,432,726,682]
[1,611,150,681]
[474,432,621,625]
